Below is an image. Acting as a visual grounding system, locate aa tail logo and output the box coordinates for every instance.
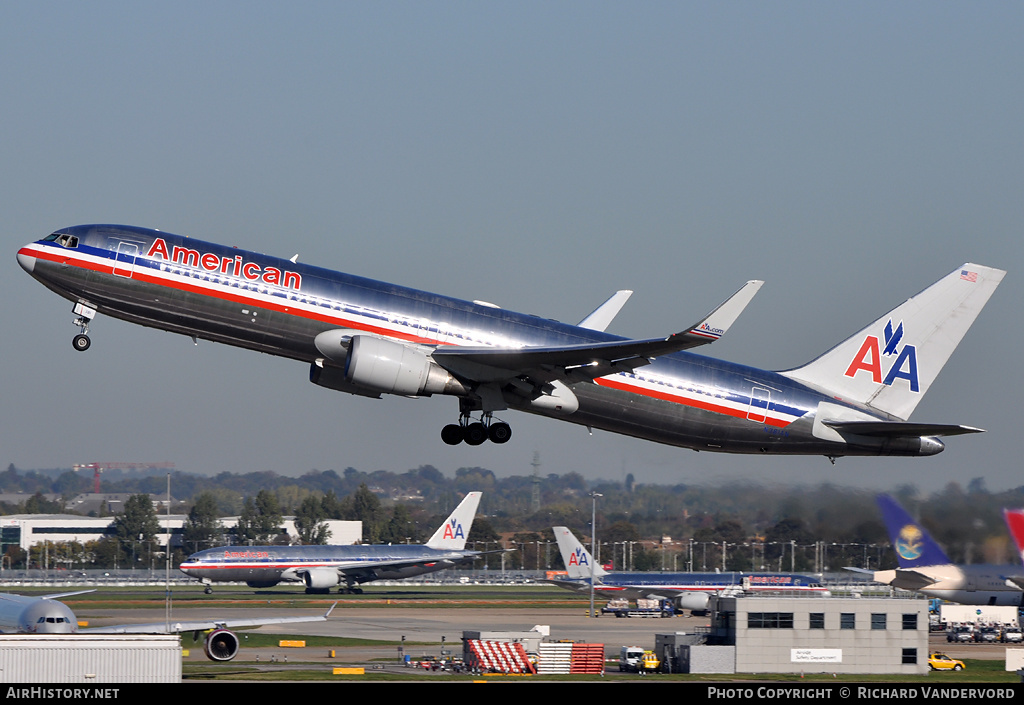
[568,547,590,568]
[442,519,465,541]
[844,318,919,393]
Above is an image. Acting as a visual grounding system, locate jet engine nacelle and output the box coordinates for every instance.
[673,592,712,613]
[302,567,341,590]
[204,628,240,661]
[344,335,467,397]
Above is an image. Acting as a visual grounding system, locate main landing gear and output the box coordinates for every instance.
[441,412,512,446]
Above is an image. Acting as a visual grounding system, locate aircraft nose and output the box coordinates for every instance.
[16,248,36,274]
[919,437,945,456]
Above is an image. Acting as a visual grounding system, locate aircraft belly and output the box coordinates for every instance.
[562,382,805,453]
[562,381,918,456]
[34,259,321,361]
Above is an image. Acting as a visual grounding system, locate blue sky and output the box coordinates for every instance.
[2,3,1021,492]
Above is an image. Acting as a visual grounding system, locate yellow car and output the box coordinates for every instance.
[928,653,965,671]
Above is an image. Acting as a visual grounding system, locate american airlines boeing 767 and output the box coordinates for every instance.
[17,224,1003,457]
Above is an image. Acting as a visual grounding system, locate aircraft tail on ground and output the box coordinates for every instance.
[552,526,608,580]
[877,494,951,568]
[782,264,1005,421]
[1003,509,1024,564]
[425,491,481,550]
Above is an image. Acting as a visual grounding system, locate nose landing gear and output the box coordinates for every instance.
[71,301,96,352]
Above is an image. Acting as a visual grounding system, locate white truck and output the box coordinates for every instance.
[939,604,1019,628]
[940,604,1021,643]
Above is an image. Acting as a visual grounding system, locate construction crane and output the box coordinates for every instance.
[73,462,175,493]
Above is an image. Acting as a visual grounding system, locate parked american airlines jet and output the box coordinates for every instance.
[551,526,828,614]
[180,491,482,593]
[854,495,1024,606]
[17,225,1004,456]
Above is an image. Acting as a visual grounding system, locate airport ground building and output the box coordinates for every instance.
[0,513,362,553]
[674,595,929,675]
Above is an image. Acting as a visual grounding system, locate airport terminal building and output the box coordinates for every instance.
[681,596,929,675]
[0,513,362,552]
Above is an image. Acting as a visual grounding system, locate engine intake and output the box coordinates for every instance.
[204,629,240,661]
[302,567,341,590]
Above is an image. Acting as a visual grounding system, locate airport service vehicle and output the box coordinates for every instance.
[640,650,661,673]
[603,597,675,618]
[0,589,333,662]
[946,626,975,643]
[928,653,965,671]
[619,646,645,672]
[1003,627,1023,643]
[939,604,1019,628]
[552,526,828,614]
[17,225,1004,458]
[181,492,481,593]
[976,627,1000,643]
[854,496,1024,606]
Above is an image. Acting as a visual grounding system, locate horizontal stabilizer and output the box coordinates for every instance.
[891,568,942,591]
[823,421,985,438]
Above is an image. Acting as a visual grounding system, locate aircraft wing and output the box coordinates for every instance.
[299,551,485,580]
[432,280,764,387]
[84,602,336,635]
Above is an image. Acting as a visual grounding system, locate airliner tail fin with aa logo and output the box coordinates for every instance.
[782,264,1005,420]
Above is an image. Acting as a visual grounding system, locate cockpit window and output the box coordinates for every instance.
[44,232,79,248]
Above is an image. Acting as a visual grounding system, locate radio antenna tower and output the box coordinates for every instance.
[530,451,541,513]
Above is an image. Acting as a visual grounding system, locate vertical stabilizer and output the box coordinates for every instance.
[1003,509,1024,564]
[426,492,481,550]
[552,526,608,580]
[782,264,1005,420]
[877,495,951,568]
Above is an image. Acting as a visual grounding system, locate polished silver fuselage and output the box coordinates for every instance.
[17,224,935,456]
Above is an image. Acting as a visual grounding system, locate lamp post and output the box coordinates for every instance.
[589,491,602,618]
